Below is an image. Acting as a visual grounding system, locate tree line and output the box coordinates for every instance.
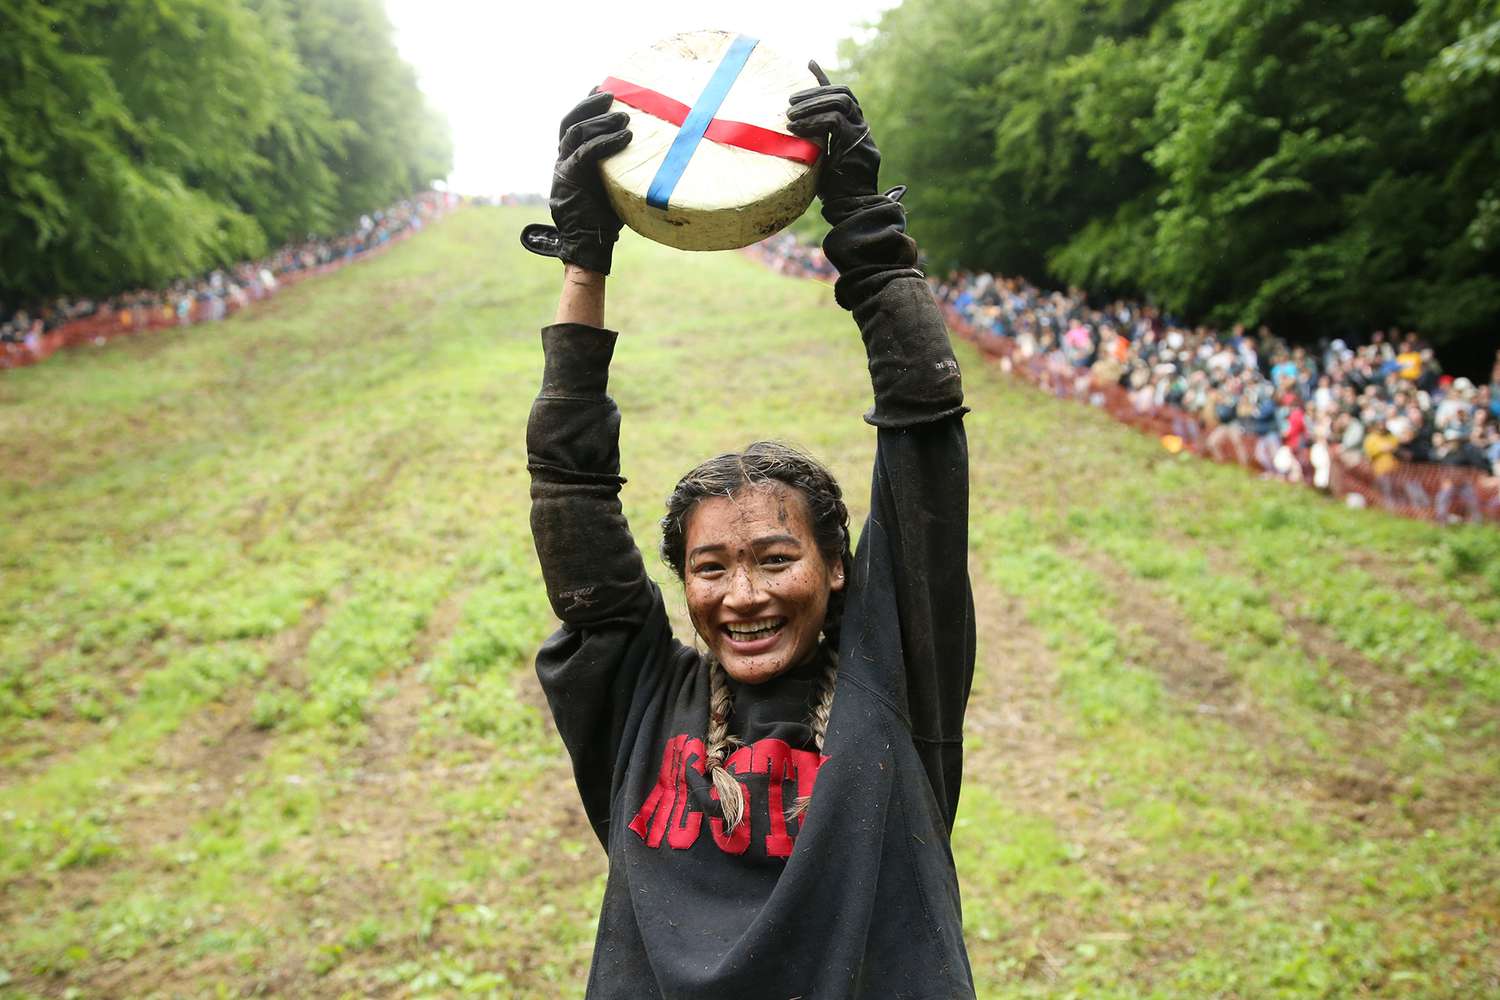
[0,0,451,305]
[844,0,1499,352]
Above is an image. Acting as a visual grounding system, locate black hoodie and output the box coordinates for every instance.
[527,196,977,999]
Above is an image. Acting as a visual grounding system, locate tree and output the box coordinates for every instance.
[848,0,1171,276]
[1,0,277,296]
[0,0,451,307]
[289,0,450,224]
[842,0,1500,348]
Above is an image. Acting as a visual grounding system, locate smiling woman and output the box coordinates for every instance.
[681,485,842,682]
[659,446,851,831]
[523,68,977,1000]
[664,446,849,683]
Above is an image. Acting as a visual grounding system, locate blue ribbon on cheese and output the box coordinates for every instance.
[645,34,760,211]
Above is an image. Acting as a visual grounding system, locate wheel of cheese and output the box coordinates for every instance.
[599,30,823,252]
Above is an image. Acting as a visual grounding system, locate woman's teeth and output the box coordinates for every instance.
[726,620,784,639]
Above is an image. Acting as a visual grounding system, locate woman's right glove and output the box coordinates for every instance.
[786,61,886,227]
[520,92,632,275]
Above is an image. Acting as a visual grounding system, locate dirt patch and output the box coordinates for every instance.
[258,642,601,996]
[1267,594,1423,732]
[963,564,1145,967]
[358,586,471,769]
[1188,537,1499,834]
[0,598,333,993]
[0,716,101,793]
[161,598,329,788]
[965,566,1074,795]
[54,584,571,999]
[334,451,410,530]
[1080,544,1500,841]
[1320,764,1396,807]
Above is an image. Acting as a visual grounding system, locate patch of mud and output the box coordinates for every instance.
[1083,544,1498,842]
[1267,594,1421,733]
[964,566,1143,961]
[0,598,333,995]
[156,598,330,791]
[965,568,1072,786]
[267,623,601,995]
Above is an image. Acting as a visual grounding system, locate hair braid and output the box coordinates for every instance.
[705,657,746,833]
[786,647,839,824]
[807,649,840,753]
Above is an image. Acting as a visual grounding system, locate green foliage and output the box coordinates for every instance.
[289,0,452,224]
[847,0,1500,345]
[0,0,450,304]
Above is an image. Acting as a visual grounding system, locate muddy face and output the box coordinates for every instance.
[682,484,845,684]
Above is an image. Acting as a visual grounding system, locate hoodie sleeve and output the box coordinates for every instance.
[822,194,977,830]
[527,322,672,842]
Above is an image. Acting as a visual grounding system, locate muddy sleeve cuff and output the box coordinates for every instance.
[540,322,618,398]
[854,276,967,429]
[822,195,923,313]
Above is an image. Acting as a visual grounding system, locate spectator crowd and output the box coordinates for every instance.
[750,233,1500,523]
[2,193,454,367]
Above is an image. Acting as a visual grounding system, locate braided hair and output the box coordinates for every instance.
[661,442,852,832]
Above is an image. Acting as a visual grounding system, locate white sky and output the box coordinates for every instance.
[385,0,898,196]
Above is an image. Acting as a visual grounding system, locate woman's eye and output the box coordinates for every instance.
[692,563,724,577]
[761,553,794,567]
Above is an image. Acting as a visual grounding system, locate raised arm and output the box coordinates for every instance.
[525,90,645,624]
[523,93,673,841]
[790,66,976,829]
[528,312,652,630]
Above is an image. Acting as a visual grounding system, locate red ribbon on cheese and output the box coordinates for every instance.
[599,76,822,166]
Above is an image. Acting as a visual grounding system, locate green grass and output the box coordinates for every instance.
[0,207,1495,998]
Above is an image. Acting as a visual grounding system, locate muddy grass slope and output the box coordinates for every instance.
[1,207,1496,999]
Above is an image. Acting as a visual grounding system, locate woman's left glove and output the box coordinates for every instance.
[787,63,917,309]
[520,92,632,275]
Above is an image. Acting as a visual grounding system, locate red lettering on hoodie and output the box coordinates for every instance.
[630,734,827,857]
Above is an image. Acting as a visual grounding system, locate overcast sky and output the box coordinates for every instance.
[384,0,898,196]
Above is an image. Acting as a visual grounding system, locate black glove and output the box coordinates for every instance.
[520,92,632,275]
[786,62,884,225]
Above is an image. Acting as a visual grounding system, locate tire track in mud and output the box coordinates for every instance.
[961,563,1148,979]
[251,590,603,996]
[69,584,488,997]
[1079,542,1497,838]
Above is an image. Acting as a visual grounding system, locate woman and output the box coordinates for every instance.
[523,67,976,998]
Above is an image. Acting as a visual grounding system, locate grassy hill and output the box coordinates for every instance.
[1,206,1497,999]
